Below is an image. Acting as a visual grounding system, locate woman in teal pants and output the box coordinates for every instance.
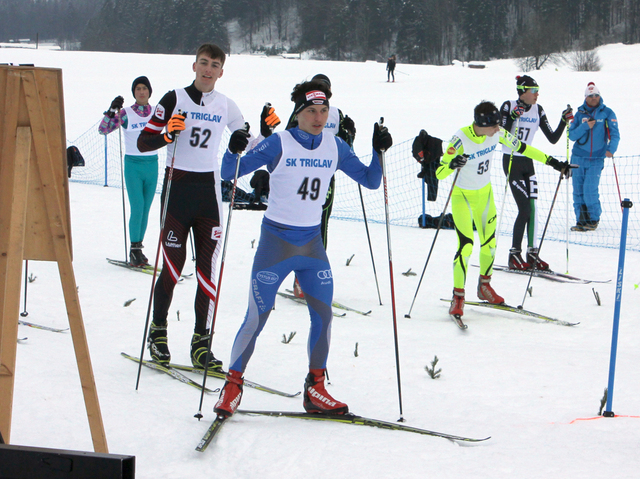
[99,76,158,265]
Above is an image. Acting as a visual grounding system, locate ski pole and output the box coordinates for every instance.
[20,260,29,317]
[405,169,460,318]
[518,166,576,309]
[189,230,196,261]
[136,110,185,390]
[565,112,571,273]
[495,118,519,254]
[603,198,633,417]
[118,122,128,262]
[378,117,404,422]
[612,157,623,212]
[358,184,383,305]
[195,122,250,420]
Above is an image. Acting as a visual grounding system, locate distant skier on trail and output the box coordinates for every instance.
[137,43,280,371]
[213,79,391,418]
[436,101,571,320]
[99,76,158,267]
[386,54,396,82]
[500,75,574,271]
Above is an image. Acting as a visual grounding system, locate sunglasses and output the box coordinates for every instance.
[587,94,600,98]
[518,86,539,94]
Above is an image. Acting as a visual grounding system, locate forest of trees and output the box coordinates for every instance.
[1,0,639,65]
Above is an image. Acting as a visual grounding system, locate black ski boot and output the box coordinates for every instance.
[129,241,149,267]
[148,322,171,366]
[191,331,223,370]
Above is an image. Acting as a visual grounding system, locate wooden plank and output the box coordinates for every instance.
[0,69,27,444]
[0,126,31,443]
[21,70,108,453]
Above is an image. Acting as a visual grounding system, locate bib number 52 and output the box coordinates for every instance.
[298,177,321,200]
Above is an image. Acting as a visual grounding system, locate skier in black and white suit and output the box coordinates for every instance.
[137,43,277,371]
[500,75,574,271]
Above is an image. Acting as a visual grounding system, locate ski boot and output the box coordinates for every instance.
[508,248,530,271]
[214,370,244,418]
[148,322,171,366]
[191,331,223,370]
[129,241,149,267]
[303,369,349,415]
[292,276,304,298]
[477,275,505,304]
[449,288,465,317]
[526,247,549,271]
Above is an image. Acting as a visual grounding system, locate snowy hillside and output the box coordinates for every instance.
[2,44,640,478]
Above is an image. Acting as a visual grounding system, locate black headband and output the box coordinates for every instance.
[294,90,329,114]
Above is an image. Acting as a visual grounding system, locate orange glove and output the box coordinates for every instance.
[164,113,186,143]
[260,103,281,137]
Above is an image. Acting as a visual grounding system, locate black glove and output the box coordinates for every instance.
[337,115,356,145]
[372,122,392,154]
[449,154,468,169]
[229,127,251,154]
[510,104,525,120]
[562,106,574,122]
[546,156,572,178]
[107,95,124,118]
[260,104,280,138]
[412,130,429,162]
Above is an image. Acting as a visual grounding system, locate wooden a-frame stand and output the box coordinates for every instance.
[0,65,108,453]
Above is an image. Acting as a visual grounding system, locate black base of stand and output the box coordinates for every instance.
[0,444,135,478]
[603,411,615,417]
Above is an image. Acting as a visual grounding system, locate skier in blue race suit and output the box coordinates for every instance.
[213,79,392,418]
[569,82,620,231]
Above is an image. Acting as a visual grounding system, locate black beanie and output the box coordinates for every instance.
[132,76,152,97]
[516,75,538,95]
[312,73,331,89]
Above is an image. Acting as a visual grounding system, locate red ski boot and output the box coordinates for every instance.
[449,288,465,317]
[477,275,505,304]
[508,248,530,271]
[303,369,349,415]
[214,370,244,418]
[526,247,550,271]
[292,277,304,298]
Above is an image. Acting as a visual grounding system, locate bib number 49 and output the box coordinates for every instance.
[298,177,321,200]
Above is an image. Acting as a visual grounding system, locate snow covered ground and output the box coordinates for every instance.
[3,44,640,478]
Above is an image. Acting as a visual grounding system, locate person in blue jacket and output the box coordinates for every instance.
[213,79,391,418]
[569,82,620,231]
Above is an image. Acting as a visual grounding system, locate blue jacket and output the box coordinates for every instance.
[569,96,620,159]
[221,127,382,188]
[221,127,383,243]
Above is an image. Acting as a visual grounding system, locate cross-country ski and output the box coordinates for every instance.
[440,299,579,326]
[490,264,610,284]
[121,352,217,393]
